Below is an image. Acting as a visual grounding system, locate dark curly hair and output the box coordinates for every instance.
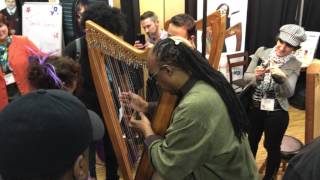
[80,2,127,36]
[152,38,249,142]
[28,56,81,91]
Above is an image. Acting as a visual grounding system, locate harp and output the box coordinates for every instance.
[196,11,226,69]
[85,20,176,180]
[225,22,242,52]
[305,60,320,144]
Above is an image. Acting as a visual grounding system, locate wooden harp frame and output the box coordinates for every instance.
[225,22,242,52]
[196,11,226,69]
[85,20,176,180]
[305,61,320,144]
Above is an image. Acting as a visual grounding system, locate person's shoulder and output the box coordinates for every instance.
[63,38,79,55]
[286,55,302,67]
[10,35,33,46]
[0,8,7,14]
[63,37,87,61]
[65,39,77,49]
[284,138,320,180]
[160,30,168,40]
[294,137,320,157]
[175,81,228,124]
[294,138,320,161]
[255,46,270,55]
[250,46,271,61]
[12,35,27,41]
[184,81,222,107]
[66,37,86,48]
[12,35,36,42]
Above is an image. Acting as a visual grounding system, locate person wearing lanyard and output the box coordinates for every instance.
[244,24,306,180]
[0,13,40,110]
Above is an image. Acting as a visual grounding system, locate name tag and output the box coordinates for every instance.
[4,73,16,85]
[260,98,275,111]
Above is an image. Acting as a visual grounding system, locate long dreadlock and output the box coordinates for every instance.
[152,38,248,142]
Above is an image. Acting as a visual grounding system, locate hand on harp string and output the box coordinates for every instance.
[119,91,155,137]
[119,91,149,113]
[129,111,155,138]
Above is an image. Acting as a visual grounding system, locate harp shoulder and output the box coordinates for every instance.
[86,20,150,62]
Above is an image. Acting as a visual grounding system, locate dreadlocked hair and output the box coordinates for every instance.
[152,38,249,142]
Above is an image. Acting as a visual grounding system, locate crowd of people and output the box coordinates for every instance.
[0,1,317,180]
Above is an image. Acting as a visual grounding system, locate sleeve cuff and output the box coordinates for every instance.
[144,134,162,148]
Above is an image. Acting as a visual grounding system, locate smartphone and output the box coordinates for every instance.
[136,34,146,45]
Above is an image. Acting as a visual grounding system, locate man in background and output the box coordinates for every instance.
[0,0,20,35]
[167,13,196,48]
[131,13,197,115]
[134,11,167,49]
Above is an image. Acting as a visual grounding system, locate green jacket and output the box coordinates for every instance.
[148,81,258,180]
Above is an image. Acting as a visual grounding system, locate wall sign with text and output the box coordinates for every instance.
[22,2,62,55]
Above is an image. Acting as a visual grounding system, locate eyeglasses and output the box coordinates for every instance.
[149,65,168,80]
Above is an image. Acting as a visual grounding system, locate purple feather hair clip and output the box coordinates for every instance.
[26,47,63,89]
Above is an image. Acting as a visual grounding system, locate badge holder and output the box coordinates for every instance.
[260,95,275,111]
[4,73,15,85]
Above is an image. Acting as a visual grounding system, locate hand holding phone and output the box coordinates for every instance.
[136,34,146,45]
[255,66,266,80]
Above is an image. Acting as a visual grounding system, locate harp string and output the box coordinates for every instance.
[121,60,145,163]
[105,55,144,165]
[106,56,140,165]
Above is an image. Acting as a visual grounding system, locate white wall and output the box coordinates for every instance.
[0,0,6,10]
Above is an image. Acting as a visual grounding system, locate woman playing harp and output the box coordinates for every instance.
[120,37,259,180]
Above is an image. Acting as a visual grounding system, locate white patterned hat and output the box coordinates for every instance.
[279,24,306,47]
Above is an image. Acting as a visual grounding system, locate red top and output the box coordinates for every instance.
[0,35,40,110]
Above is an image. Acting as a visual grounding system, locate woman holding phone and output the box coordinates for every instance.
[244,24,306,180]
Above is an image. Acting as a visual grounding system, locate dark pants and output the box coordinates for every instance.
[89,142,97,177]
[89,133,118,180]
[103,132,119,180]
[248,107,289,180]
